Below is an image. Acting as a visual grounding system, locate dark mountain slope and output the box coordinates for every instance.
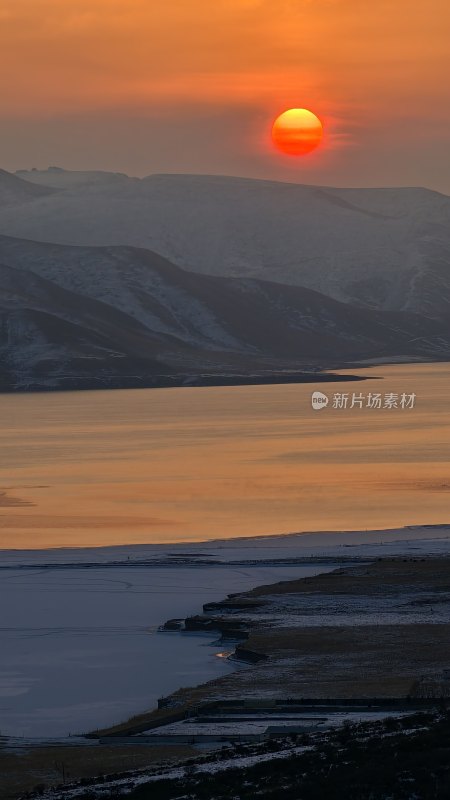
[0,236,448,391]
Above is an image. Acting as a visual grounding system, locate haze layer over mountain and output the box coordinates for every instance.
[2,169,450,318]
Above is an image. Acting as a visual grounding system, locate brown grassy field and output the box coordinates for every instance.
[246,557,450,597]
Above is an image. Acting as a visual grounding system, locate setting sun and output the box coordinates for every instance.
[272,108,323,156]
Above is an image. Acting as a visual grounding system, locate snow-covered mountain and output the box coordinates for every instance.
[0,168,57,207]
[1,169,449,317]
[0,235,448,391]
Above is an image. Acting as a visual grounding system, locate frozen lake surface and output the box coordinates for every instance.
[0,556,336,738]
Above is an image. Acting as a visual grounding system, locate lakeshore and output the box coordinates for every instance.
[4,533,450,800]
[2,526,450,744]
[97,543,450,740]
[0,369,367,394]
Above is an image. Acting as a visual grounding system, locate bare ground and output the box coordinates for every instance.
[0,744,196,800]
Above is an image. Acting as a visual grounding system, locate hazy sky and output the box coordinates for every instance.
[1,0,449,191]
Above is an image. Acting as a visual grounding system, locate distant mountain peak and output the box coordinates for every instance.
[15,166,134,190]
[0,168,57,205]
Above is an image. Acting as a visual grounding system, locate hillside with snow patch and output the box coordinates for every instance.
[1,170,449,317]
[0,234,448,391]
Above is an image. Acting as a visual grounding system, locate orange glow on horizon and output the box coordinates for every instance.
[271,109,323,156]
[0,0,448,185]
[0,0,447,122]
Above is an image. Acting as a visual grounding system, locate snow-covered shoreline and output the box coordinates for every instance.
[2,523,450,566]
[1,526,449,740]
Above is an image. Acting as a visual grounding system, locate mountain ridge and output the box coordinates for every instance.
[0,234,448,391]
[1,170,449,317]
[15,167,450,198]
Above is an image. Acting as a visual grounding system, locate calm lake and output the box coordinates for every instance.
[1,362,449,550]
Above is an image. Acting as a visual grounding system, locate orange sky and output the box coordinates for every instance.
[0,0,449,189]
